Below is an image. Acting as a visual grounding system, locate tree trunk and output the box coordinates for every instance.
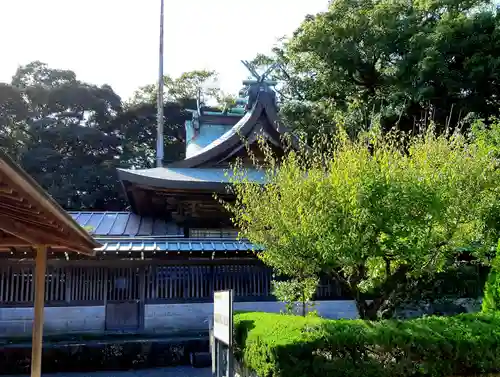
[355,295,399,320]
[352,265,410,320]
[355,299,374,320]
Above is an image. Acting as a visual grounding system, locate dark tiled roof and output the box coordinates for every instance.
[68,211,183,238]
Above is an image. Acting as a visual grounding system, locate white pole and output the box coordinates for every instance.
[156,0,165,168]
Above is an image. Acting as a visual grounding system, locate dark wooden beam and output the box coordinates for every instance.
[131,184,234,197]
[0,256,262,267]
[0,186,14,195]
[0,195,36,209]
[0,237,31,246]
[130,189,148,216]
[0,191,24,202]
[0,209,61,231]
[0,201,49,220]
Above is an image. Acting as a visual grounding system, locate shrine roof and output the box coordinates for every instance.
[117,91,296,199]
[117,73,306,214]
[169,91,299,169]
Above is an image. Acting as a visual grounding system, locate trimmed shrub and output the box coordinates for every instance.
[482,242,500,313]
[482,268,500,312]
[234,312,500,377]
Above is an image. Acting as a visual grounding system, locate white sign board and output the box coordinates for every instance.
[213,290,233,346]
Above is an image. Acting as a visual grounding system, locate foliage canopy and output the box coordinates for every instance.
[255,0,500,136]
[229,124,500,318]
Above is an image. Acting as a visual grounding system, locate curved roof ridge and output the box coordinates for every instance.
[169,91,297,168]
[187,108,254,159]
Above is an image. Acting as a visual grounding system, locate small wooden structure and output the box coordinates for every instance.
[0,150,100,377]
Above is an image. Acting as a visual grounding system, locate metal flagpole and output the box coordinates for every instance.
[156,0,165,168]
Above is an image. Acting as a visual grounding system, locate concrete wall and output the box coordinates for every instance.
[0,306,105,337]
[143,300,359,333]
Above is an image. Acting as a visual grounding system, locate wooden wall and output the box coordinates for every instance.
[0,260,344,307]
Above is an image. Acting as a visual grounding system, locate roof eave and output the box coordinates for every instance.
[117,168,264,193]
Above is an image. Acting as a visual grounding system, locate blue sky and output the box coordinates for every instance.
[0,0,328,101]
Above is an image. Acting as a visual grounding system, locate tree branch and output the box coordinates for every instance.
[329,268,349,287]
[384,257,391,277]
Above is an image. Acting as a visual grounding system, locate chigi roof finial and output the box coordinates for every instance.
[239,60,279,110]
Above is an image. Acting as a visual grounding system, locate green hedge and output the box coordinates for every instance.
[482,267,500,312]
[234,312,500,377]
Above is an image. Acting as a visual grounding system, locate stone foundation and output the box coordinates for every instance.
[143,300,359,333]
[0,298,482,337]
[0,300,358,337]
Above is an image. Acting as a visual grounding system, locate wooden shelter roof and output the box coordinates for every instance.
[0,150,100,255]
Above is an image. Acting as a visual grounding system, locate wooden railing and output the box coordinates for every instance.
[0,262,345,306]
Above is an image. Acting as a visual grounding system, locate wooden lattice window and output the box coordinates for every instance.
[189,228,239,238]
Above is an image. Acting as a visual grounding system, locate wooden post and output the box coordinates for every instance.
[30,245,47,377]
[138,266,146,331]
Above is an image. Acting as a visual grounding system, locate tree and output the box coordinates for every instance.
[4,61,126,210]
[129,69,224,106]
[0,83,30,161]
[114,100,191,167]
[0,62,236,210]
[228,124,500,319]
[123,69,237,167]
[265,0,500,135]
[123,70,220,168]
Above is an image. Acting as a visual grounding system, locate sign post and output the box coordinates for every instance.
[212,290,234,377]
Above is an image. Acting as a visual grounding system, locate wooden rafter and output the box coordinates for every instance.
[0,215,91,253]
[0,229,30,247]
[0,150,100,255]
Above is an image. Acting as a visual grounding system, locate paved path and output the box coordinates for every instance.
[3,367,212,377]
